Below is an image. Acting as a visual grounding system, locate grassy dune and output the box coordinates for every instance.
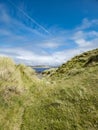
[0,57,40,130]
[21,65,98,130]
[45,48,98,79]
[0,48,98,130]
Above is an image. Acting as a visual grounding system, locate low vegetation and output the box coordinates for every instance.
[0,48,98,130]
[45,48,98,79]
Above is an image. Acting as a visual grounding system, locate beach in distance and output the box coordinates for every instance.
[32,67,50,73]
[31,66,57,73]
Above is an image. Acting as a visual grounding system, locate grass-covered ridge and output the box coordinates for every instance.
[46,48,98,79]
[0,48,98,130]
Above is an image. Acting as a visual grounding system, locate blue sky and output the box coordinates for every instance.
[0,0,98,65]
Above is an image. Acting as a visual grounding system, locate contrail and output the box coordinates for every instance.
[7,0,50,34]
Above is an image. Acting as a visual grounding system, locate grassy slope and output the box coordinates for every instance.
[21,65,98,130]
[0,57,40,130]
[21,48,98,130]
[46,48,98,79]
[0,48,98,130]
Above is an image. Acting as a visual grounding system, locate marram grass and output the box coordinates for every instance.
[0,48,98,130]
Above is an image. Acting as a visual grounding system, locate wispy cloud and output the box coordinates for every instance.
[7,0,50,34]
[0,3,98,65]
[76,18,98,30]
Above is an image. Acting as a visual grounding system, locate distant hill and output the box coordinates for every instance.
[0,48,98,130]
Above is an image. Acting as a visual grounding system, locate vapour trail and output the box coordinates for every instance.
[7,0,50,34]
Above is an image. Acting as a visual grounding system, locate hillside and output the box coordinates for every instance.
[44,48,98,79]
[0,57,40,129]
[0,48,98,130]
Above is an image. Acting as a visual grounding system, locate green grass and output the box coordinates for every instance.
[21,65,98,130]
[0,57,40,130]
[0,48,98,130]
[47,48,98,79]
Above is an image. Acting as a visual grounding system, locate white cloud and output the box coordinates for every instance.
[38,40,63,49]
[0,6,98,66]
[75,39,90,47]
[43,42,59,48]
[0,39,98,66]
[76,18,98,30]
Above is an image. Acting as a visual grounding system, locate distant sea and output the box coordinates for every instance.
[33,67,50,73]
